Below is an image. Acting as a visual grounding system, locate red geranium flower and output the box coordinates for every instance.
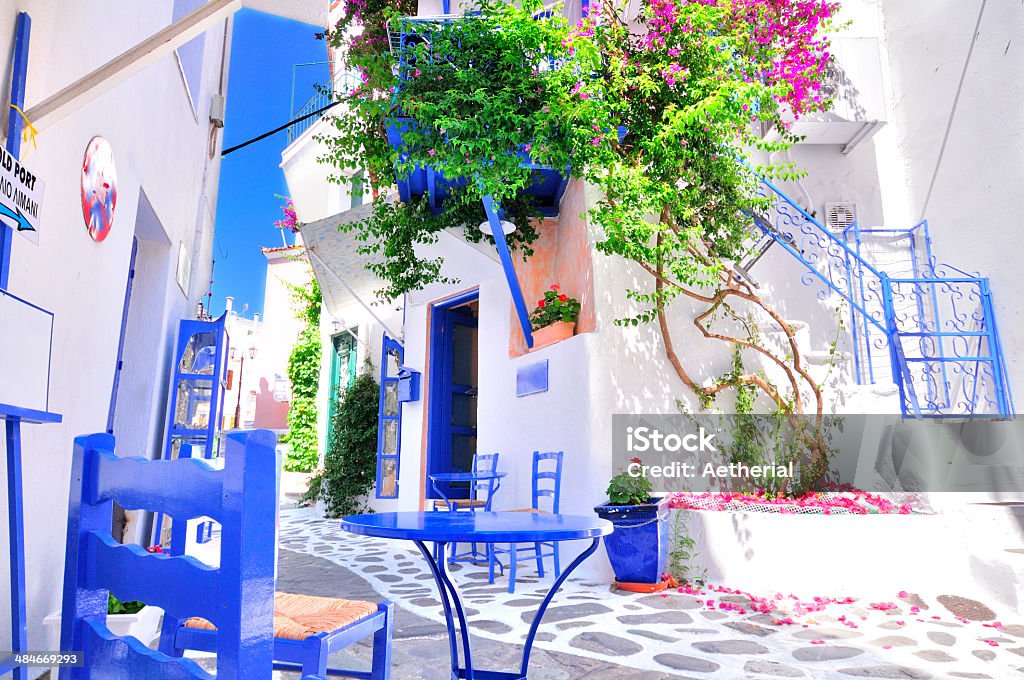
[537,300,546,307]
[558,294,568,301]
[631,457,642,464]
[551,284,560,290]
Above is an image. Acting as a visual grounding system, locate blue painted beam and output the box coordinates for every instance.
[482,195,534,348]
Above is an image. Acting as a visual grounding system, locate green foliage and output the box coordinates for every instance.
[667,510,706,585]
[606,459,654,505]
[530,285,581,330]
[302,370,381,517]
[283,274,322,472]
[326,0,841,488]
[325,0,834,306]
[108,593,145,615]
[322,0,575,299]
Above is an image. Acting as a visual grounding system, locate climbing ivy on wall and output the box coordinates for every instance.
[283,273,322,472]
[302,368,380,517]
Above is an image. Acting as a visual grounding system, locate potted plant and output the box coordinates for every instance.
[594,458,666,585]
[44,548,165,660]
[44,594,164,666]
[530,285,580,350]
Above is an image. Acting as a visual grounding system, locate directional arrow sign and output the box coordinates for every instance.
[0,146,44,245]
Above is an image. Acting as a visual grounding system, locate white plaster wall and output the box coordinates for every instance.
[295,0,1024,584]
[0,1,229,664]
[280,116,362,224]
[880,0,1024,401]
[750,0,1024,409]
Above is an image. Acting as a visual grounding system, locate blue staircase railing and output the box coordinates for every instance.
[750,177,1014,419]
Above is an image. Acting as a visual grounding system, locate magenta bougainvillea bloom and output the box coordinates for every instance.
[273,197,300,234]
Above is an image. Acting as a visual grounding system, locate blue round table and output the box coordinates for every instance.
[342,511,612,680]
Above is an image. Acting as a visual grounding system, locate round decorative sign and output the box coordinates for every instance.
[81,136,117,242]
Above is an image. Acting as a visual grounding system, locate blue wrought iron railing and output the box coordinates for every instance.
[286,69,361,144]
[750,178,1014,419]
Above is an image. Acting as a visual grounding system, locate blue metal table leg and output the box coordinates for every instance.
[414,540,474,680]
[412,537,600,680]
[519,538,600,678]
[6,418,28,680]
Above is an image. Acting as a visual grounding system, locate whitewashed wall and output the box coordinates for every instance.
[0,1,230,667]
[293,0,1024,584]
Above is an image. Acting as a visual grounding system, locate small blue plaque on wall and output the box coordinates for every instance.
[516,360,549,397]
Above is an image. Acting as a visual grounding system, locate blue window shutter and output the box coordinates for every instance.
[376,334,403,499]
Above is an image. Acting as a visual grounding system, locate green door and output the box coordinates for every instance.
[326,331,358,441]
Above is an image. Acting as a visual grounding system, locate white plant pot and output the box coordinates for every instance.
[43,606,163,674]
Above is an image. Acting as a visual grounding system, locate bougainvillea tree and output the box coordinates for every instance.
[321,0,841,493]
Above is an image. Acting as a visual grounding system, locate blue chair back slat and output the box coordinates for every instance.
[82,617,213,679]
[532,451,563,513]
[83,532,219,623]
[61,430,278,680]
[472,452,499,502]
[88,449,225,523]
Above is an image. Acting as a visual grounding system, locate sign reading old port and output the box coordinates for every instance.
[0,146,44,245]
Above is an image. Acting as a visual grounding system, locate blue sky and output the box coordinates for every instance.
[210,8,329,318]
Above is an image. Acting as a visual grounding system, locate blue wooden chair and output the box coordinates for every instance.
[60,429,279,679]
[432,452,500,579]
[432,452,500,512]
[159,451,394,678]
[494,450,564,593]
[61,430,394,679]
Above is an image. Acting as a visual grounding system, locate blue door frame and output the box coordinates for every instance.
[425,289,479,500]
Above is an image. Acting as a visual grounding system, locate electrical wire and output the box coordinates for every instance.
[220,100,340,157]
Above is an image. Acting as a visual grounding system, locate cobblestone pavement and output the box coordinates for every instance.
[278,507,1024,679]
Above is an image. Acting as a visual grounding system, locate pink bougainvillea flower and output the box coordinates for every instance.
[898,591,909,598]
[809,640,825,645]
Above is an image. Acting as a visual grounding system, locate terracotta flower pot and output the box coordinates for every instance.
[531,320,575,351]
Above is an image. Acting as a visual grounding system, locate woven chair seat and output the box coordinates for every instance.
[508,508,550,514]
[184,592,378,641]
[433,498,487,510]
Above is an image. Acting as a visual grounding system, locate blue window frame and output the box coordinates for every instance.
[376,334,403,498]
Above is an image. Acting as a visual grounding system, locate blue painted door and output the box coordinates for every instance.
[428,304,478,499]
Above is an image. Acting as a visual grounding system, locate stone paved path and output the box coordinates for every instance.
[280,507,1024,679]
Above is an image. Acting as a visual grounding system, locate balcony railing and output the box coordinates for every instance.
[286,68,362,144]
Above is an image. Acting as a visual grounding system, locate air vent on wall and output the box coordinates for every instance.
[825,202,857,232]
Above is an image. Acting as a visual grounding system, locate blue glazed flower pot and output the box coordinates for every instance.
[594,502,665,584]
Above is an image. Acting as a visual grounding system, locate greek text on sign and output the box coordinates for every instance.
[0,146,44,245]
